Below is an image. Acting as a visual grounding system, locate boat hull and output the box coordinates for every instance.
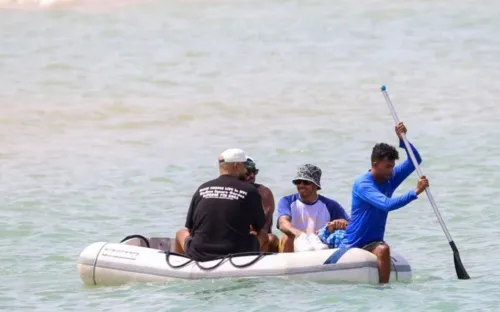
[76,236,412,286]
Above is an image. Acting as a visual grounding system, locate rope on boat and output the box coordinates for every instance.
[164,250,274,271]
[119,234,273,270]
[119,234,151,248]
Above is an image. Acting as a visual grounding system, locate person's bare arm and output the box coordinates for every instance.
[258,185,275,231]
[278,215,303,238]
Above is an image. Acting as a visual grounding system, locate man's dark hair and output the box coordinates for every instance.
[371,143,399,163]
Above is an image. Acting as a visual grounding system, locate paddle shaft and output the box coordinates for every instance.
[381,90,452,242]
[381,85,470,280]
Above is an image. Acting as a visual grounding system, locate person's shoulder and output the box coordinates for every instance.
[279,193,300,204]
[235,178,256,189]
[318,195,348,218]
[257,183,273,196]
[355,171,372,181]
[318,194,341,206]
[197,176,222,188]
[229,179,259,194]
[353,171,373,186]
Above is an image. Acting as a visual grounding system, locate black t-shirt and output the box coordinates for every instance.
[184,175,266,262]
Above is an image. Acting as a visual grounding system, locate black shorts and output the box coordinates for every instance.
[248,235,260,252]
[184,235,192,252]
[361,240,387,251]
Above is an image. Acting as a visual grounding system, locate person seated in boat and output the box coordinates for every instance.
[245,156,279,253]
[338,122,429,284]
[277,164,350,252]
[174,148,269,262]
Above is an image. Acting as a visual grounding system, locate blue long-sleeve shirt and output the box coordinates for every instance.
[340,140,422,248]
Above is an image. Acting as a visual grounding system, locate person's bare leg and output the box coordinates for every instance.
[268,234,279,253]
[174,229,190,254]
[370,244,391,284]
[279,233,294,253]
[255,230,269,252]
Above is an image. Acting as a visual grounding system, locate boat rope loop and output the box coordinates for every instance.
[119,234,151,248]
[164,250,274,271]
[118,235,273,271]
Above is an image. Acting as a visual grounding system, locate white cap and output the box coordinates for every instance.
[218,148,247,163]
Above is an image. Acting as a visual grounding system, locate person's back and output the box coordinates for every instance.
[186,175,265,261]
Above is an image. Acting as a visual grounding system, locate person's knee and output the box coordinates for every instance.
[269,234,279,244]
[268,234,279,252]
[175,229,190,247]
[374,244,390,257]
[174,229,190,254]
[176,229,189,240]
[259,231,269,243]
[279,233,294,252]
[256,231,269,251]
[280,233,290,244]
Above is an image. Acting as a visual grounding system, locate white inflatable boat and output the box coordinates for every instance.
[76,235,412,286]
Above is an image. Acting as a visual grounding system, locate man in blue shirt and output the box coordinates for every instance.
[277,164,350,252]
[340,122,429,283]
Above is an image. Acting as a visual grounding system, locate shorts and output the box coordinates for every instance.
[361,240,387,251]
[248,235,260,252]
[184,235,192,252]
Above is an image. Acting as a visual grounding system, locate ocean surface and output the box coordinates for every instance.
[1,0,499,311]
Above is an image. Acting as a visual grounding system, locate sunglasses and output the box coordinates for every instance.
[293,180,312,185]
[246,168,259,175]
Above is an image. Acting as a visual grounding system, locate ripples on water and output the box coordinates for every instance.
[1,0,500,311]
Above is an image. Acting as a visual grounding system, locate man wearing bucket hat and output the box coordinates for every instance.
[245,156,279,252]
[277,164,350,252]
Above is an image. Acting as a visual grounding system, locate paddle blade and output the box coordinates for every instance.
[453,251,471,280]
[449,240,471,280]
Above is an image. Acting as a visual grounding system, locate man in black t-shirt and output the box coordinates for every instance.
[173,148,267,262]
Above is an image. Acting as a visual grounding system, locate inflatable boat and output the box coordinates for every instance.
[76,235,412,286]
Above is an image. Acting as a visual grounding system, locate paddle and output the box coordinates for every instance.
[380,85,471,280]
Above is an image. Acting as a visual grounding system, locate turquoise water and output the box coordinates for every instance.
[1,0,500,311]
